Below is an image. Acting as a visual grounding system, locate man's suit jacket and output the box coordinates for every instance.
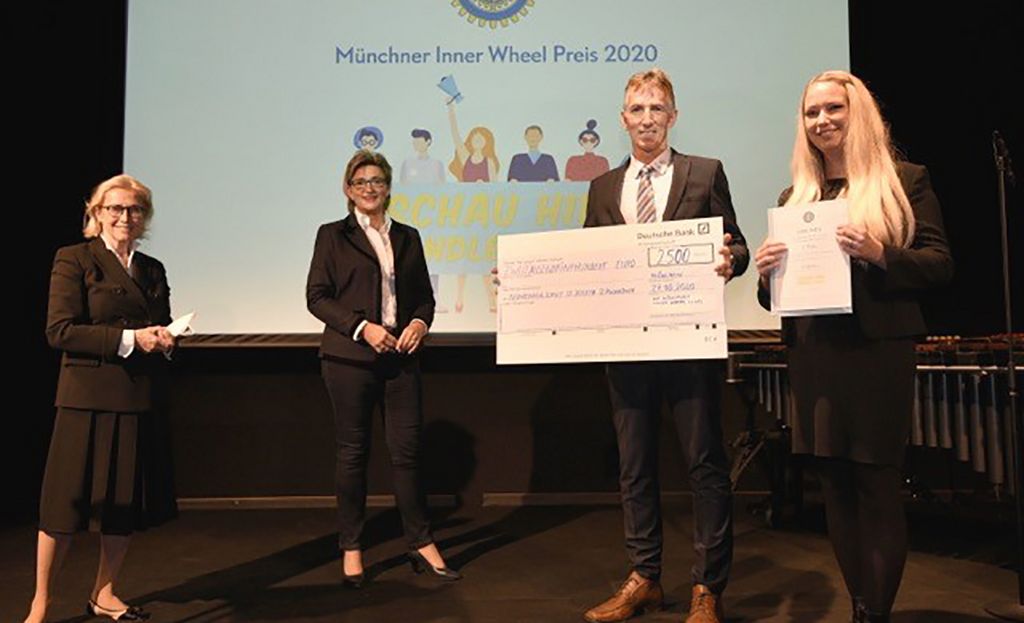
[584,149,749,277]
[46,237,172,412]
[758,162,954,341]
[306,212,435,363]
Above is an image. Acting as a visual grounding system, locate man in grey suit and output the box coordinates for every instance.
[582,68,748,623]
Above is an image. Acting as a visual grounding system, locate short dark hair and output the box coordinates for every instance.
[411,128,432,142]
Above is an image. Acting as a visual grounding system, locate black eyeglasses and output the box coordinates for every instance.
[102,204,146,219]
[349,177,388,190]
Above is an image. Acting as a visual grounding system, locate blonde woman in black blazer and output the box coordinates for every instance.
[306,150,459,587]
[25,175,176,623]
[754,71,953,623]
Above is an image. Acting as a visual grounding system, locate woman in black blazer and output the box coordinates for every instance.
[754,71,953,623]
[25,175,176,623]
[306,150,459,586]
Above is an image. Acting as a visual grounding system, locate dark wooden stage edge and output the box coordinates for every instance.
[174,329,785,348]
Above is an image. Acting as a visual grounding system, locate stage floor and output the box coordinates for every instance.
[1,500,1015,622]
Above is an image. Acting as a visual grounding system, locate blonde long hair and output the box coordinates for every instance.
[787,70,914,247]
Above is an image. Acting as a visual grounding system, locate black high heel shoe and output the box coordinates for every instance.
[342,551,365,589]
[408,550,462,581]
[342,572,364,589]
[86,599,151,621]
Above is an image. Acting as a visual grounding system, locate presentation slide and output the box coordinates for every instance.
[124,0,848,335]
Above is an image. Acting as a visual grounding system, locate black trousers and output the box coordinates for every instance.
[321,355,432,551]
[606,360,733,593]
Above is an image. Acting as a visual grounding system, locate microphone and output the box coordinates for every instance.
[993,130,1016,187]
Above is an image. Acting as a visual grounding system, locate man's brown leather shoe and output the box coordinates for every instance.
[684,584,724,623]
[583,571,664,622]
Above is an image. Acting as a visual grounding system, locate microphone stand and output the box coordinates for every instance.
[985,130,1022,621]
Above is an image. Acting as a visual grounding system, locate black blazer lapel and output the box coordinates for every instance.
[389,221,411,264]
[662,150,692,222]
[87,238,148,310]
[131,257,156,306]
[131,254,169,320]
[340,213,379,265]
[607,166,628,225]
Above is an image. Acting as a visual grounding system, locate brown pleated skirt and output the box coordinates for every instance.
[38,407,177,535]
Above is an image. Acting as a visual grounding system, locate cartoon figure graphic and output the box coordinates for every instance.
[446,102,499,182]
[398,129,448,311]
[353,126,383,152]
[399,129,446,184]
[564,119,610,182]
[508,125,559,182]
[444,102,499,312]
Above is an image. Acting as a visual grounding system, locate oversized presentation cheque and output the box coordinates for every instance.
[497,217,727,364]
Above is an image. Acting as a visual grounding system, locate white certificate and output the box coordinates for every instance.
[167,311,196,337]
[497,217,726,364]
[767,199,852,316]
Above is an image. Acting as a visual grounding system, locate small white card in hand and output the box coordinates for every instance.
[167,311,196,337]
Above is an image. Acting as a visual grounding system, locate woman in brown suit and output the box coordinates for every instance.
[25,175,176,623]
